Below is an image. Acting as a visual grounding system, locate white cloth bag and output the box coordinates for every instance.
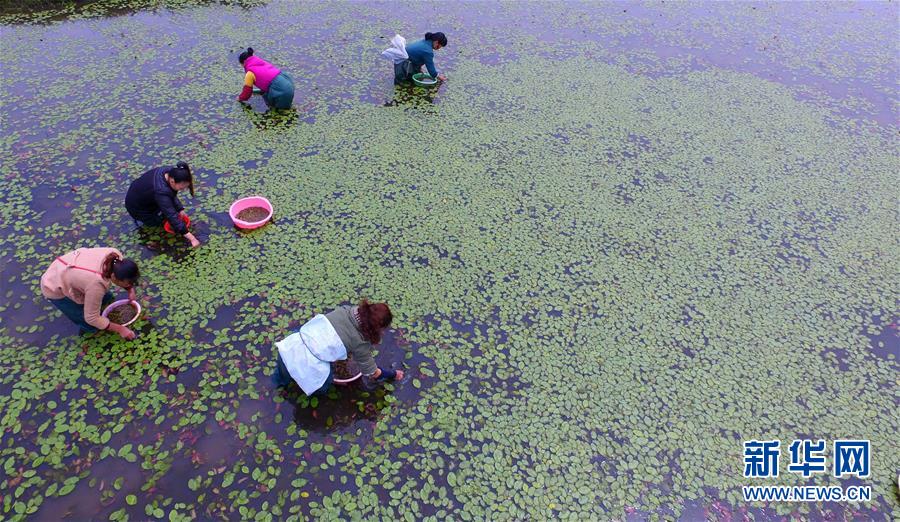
[276,314,347,395]
[381,34,409,64]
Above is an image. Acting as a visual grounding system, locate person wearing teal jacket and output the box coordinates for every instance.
[395,32,448,84]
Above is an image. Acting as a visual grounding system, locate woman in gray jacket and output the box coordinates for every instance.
[273,299,404,395]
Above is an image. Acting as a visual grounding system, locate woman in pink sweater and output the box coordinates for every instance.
[40,247,141,339]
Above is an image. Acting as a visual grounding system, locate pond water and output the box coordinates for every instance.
[0,1,898,520]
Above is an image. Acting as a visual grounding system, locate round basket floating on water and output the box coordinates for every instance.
[412,73,438,87]
[101,300,141,327]
[332,359,362,385]
[229,196,273,230]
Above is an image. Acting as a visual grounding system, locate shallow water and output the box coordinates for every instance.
[1,0,898,520]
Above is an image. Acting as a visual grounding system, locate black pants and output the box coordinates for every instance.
[393,60,418,84]
[127,206,164,227]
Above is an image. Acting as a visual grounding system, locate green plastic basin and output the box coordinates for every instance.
[412,73,438,87]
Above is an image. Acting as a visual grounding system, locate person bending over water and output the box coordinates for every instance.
[125,162,200,248]
[41,247,140,339]
[273,300,404,396]
[394,32,448,84]
[237,47,295,110]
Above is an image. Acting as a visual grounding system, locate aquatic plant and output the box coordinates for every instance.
[0,1,897,520]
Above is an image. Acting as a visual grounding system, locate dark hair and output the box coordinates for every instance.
[102,254,140,284]
[424,32,447,47]
[169,161,194,197]
[357,299,392,345]
[238,47,254,64]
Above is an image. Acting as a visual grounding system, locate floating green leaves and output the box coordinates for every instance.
[0,1,898,521]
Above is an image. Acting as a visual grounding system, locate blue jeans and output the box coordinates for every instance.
[49,292,115,333]
[273,352,333,396]
[263,73,295,109]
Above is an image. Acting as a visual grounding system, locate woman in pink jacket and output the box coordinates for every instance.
[236,47,295,110]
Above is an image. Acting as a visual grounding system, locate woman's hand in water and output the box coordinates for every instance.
[185,233,201,248]
[373,367,403,381]
[437,74,447,81]
[108,323,136,340]
[128,286,137,302]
